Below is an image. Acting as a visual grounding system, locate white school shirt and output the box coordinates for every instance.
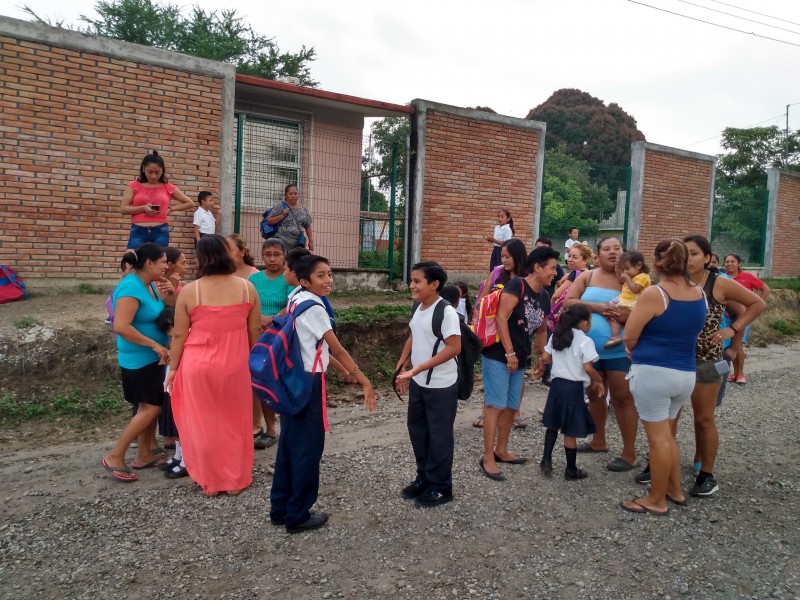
[493,224,512,247]
[410,297,461,388]
[288,290,332,373]
[565,238,578,251]
[544,329,599,385]
[456,297,468,323]
[192,207,216,234]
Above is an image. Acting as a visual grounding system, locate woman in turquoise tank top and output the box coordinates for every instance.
[564,237,639,472]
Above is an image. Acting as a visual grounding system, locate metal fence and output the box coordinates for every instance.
[539,158,631,253]
[232,113,406,277]
[710,182,769,266]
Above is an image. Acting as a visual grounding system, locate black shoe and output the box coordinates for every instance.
[269,516,286,526]
[286,512,329,534]
[565,467,588,480]
[634,464,651,484]
[158,456,180,472]
[539,458,553,475]
[254,433,277,450]
[401,478,429,500]
[690,474,719,497]
[414,487,453,509]
[164,464,188,479]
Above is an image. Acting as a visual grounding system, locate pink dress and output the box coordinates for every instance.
[172,280,254,494]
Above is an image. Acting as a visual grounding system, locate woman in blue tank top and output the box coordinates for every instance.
[620,240,707,516]
[564,237,639,472]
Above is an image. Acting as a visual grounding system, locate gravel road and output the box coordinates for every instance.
[1,343,799,599]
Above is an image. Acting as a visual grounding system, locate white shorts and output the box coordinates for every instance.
[627,364,695,422]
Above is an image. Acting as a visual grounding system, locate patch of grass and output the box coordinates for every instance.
[762,278,800,291]
[78,283,107,295]
[13,315,41,329]
[0,383,126,424]
[337,304,410,325]
[769,318,800,336]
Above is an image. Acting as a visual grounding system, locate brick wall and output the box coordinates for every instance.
[0,34,226,284]
[628,142,715,257]
[412,103,543,276]
[766,170,800,277]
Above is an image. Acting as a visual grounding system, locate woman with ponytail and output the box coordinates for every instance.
[121,150,194,249]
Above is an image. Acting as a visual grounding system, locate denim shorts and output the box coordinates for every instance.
[127,224,169,249]
[627,364,695,422]
[482,355,524,410]
[594,356,631,373]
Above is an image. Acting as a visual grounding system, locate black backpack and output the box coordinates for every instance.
[411,300,482,400]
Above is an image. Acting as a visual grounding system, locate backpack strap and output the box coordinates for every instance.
[425,300,447,385]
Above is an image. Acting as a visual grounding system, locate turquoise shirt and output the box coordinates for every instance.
[113,273,169,370]
[249,271,292,316]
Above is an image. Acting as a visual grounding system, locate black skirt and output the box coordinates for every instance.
[489,246,502,271]
[542,378,596,438]
[158,392,179,438]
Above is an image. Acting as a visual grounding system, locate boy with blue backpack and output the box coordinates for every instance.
[264,254,376,533]
[395,261,462,508]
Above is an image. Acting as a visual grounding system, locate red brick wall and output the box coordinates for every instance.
[0,36,224,283]
[419,110,540,272]
[771,172,800,277]
[637,150,714,255]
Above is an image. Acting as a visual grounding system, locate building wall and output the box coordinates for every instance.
[628,142,715,256]
[765,169,800,277]
[0,17,235,286]
[411,101,545,277]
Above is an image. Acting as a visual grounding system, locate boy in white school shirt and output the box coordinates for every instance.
[192,191,218,245]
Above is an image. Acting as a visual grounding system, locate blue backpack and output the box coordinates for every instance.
[250,298,324,415]
[259,201,287,239]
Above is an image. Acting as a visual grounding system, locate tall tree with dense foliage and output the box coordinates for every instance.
[527,88,645,166]
[364,116,410,203]
[23,0,318,86]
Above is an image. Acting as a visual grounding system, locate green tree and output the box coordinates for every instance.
[364,116,410,203]
[527,88,645,166]
[360,180,388,212]
[543,145,617,223]
[717,125,800,187]
[540,172,599,239]
[23,0,318,86]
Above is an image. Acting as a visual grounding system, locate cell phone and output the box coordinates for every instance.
[148,204,159,212]
[714,359,731,376]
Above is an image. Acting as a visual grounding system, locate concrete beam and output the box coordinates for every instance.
[764,168,781,277]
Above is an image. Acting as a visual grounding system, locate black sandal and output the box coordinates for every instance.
[158,457,181,472]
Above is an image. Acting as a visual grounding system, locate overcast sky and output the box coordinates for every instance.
[6,0,800,158]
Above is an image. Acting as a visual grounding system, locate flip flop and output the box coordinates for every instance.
[494,453,528,465]
[472,415,484,428]
[479,458,505,481]
[101,458,137,482]
[607,457,640,472]
[132,454,170,470]
[620,498,670,516]
[512,417,527,430]
[576,441,609,453]
[666,495,687,507]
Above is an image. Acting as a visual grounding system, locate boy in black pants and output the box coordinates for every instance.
[396,261,462,508]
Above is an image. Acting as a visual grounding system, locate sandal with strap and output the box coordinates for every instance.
[512,417,527,430]
[472,415,484,428]
[101,458,137,482]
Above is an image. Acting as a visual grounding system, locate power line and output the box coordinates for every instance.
[707,0,800,27]
[681,113,786,149]
[673,0,800,35]
[626,0,800,47]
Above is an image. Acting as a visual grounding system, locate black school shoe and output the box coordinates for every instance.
[414,487,453,508]
[564,467,589,481]
[401,478,429,500]
[286,512,329,534]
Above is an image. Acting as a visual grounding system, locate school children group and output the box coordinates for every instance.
[103,150,768,530]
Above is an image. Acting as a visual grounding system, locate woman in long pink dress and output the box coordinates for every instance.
[167,235,262,496]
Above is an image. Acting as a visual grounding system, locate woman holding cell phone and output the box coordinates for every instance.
[121,150,194,249]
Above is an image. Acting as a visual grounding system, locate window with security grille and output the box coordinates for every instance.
[235,115,302,210]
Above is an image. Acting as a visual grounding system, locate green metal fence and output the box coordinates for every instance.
[539,155,631,252]
[710,182,769,267]
[232,113,407,279]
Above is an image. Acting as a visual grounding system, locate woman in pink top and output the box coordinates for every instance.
[121,151,194,249]
[723,253,770,383]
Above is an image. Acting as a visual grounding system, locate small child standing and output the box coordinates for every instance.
[605,250,650,349]
[536,303,604,480]
[485,209,514,271]
[454,281,472,324]
[269,255,376,533]
[192,191,218,244]
[396,262,462,508]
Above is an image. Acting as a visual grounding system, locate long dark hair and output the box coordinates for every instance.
[137,150,168,183]
[496,238,527,286]
[500,209,515,235]
[683,234,716,272]
[551,303,592,351]
[120,243,165,270]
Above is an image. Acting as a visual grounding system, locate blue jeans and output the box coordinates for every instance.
[482,355,524,410]
[127,224,169,249]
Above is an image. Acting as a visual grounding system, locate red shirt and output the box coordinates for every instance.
[733,270,765,293]
[128,180,175,224]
